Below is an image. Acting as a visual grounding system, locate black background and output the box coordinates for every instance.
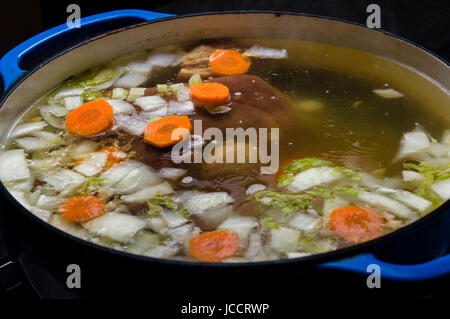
[1,0,450,60]
[0,0,449,304]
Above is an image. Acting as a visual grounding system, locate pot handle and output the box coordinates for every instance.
[320,252,450,281]
[0,9,174,92]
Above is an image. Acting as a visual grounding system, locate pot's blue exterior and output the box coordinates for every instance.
[0,9,448,283]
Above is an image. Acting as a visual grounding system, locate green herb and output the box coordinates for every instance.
[126,151,136,159]
[261,216,280,229]
[277,157,361,186]
[77,177,105,195]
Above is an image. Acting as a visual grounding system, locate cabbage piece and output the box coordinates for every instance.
[100,160,141,186]
[146,53,180,68]
[160,210,189,228]
[268,227,300,253]
[373,88,404,98]
[113,72,147,88]
[120,182,173,203]
[288,213,319,232]
[134,95,167,111]
[113,164,162,194]
[105,99,134,114]
[375,186,432,213]
[395,129,431,160]
[146,217,169,234]
[49,215,92,240]
[34,194,64,211]
[168,100,194,115]
[41,169,86,195]
[157,167,187,180]
[64,96,84,111]
[126,88,146,102]
[39,105,67,128]
[15,136,53,152]
[125,231,160,254]
[111,88,129,100]
[114,112,150,136]
[82,212,146,243]
[218,215,258,248]
[357,191,415,219]
[10,121,47,138]
[0,149,31,182]
[191,205,233,231]
[246,184,266,196]
[70,139,98,160]
[430,179,450,201]
[184,192,234,214]
[286,166,342,193]
[143,243,180,258]
[73,152,108,177]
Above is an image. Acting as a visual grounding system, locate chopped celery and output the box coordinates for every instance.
[157,84,169,95]
[188,73,202,87]
[112,88,129,99]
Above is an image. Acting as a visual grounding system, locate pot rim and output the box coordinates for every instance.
[1,10,449,268]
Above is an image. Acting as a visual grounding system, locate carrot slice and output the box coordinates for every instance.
[66,99,114,136]
[329,206,384,243]
[189,230,239,262]
[144,116,192,148]
[189,82,230,105]
[209,49,251,75]
[59,195,106,222]
[99,146,126,166]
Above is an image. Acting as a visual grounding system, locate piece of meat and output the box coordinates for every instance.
[118,75,297,203]
[176,44,239,81]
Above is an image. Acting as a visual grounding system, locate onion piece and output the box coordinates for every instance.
[15,137,52,152]
[39,105,67,128]
[10,121,47,138]
[146,53,180,68]
[134,95,168,111]
[244,45,288,59]
[114,112,150,136]
[168,100,194,115]
[113,72,147,88]
[0,149,31,182]
[82,212,146,243]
